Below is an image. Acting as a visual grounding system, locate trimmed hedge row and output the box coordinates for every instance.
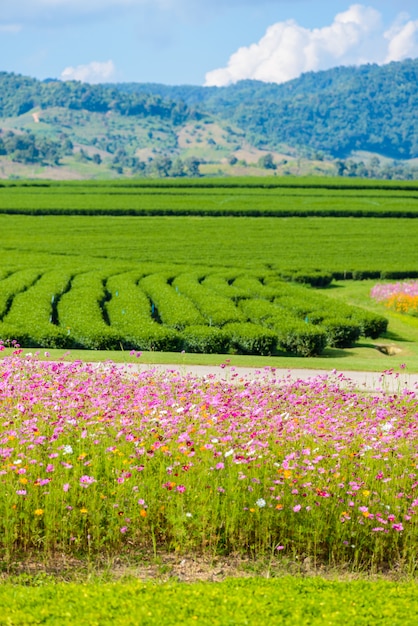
[106,272,180,351]
[201,272,251,301]
[222,322,277,356]
[181,325,229,354]
[0,266,389,356]
[173,273,245,326]
[0,269,42,319]
[0,270,70,347]
[57,272,120,349]
[139,273,205,331]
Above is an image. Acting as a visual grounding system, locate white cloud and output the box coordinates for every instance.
[385,16,418,62]
[205,4,417,86]
[60,60,116,83]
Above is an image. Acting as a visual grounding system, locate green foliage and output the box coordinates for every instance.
[0,72,192,123]
[181,325,229,353]
[106,272,180,351]
[1,60,418,175]
[320,318,362,348]
[0,129,70,165]
[112,59,418,160]
[275,321,328,356]
[57,272,121,349]
[2,577,418,625]
[0,270,70,347]
[350,310,389,339]
[1,180,417,218]
[139,274,205,331]
[222,322,277,355]
[173,273,245,326]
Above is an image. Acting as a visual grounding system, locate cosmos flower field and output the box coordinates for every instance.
[371,281,418,316]
[1,345,418,572]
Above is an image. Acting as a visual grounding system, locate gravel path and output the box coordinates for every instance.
[111,362,418,393]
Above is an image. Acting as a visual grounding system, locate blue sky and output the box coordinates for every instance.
[1,1,417,86]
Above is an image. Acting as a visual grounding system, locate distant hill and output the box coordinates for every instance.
[112,59,418,160]
[0,59,417,179]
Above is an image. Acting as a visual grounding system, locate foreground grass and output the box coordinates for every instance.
[2,577,417,625]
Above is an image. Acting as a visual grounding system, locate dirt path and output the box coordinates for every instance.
[104,362,418,393]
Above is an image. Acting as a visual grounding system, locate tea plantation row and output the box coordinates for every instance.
[0,267,387,355]
[1,178,417,217]
[2,214,418,281]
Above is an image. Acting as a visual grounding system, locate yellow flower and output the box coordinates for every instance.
[362,490,370,497]
[80,507,88,514]
[34,509,43,516]
[140,509,147,518]
[19,477,28,484]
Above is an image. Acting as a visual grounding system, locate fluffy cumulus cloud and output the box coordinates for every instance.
[385,15,418,62]
[60,60,116,83]
[205,4,418,86]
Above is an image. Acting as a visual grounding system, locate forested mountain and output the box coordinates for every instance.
[0,58,417,178]
[112,59,418,160]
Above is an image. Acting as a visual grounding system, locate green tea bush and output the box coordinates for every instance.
[222,322,277,355]
[173,273,245,326]
[350,309,389,339]
[140,274,205,330]
[0,270,70,347]
[278,269,333,287]
[321,318,362,348]
[57,272,121,349]
[201,272,251,301]
[107,272,180,351]
[0,269,42,319]
[181,325,230,353]
[274,320,328,356]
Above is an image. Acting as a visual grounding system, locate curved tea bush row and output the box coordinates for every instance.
[0,269,42,320]
[181,325,230,354]
[200,272,251,301]
[106,272,180,351]
[238,300,327,356]
[0,270,71,347]
[139,273,205,330]
[0,267,389,356]
[58,272,120,349]
[173,273,245,326]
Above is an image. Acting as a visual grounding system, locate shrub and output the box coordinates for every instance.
[274,321,327,356]
[351,310,389,338]
[181,325,229,353]
[321,318,361,348]
[222,323,277,356]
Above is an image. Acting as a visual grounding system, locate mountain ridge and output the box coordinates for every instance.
[0,58,417,179]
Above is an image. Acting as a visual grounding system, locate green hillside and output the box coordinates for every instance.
[0,59,417,180]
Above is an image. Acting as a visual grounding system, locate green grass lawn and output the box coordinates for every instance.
[2,576,417,625]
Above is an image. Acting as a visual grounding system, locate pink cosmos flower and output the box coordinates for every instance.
[79,475,96,487]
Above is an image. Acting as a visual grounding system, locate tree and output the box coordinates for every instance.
[258,153,276,169]
[184,156,201,177]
